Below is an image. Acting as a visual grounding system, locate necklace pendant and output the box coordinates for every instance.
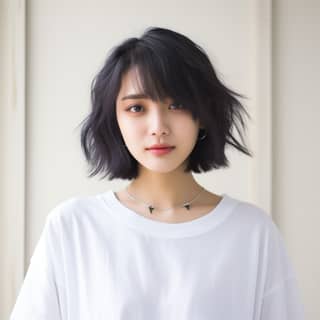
[148,206,155,214]
[184,203,191,210]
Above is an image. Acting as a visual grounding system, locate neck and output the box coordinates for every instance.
[127,169,203,209]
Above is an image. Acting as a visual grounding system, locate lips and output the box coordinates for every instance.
[147,147,175,155]
[146,144,175,150]
[148,147,174,150]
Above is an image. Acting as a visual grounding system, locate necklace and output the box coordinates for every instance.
[124,186,205,214]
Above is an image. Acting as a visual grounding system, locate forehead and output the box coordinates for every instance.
[117,68,144,101]
[116,66,175,105]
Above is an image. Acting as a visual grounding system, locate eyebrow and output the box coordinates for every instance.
[121,93,150,101]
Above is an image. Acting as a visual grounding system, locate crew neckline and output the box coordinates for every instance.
[98,190,240,238]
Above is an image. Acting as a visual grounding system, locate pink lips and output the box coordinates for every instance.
[147,147,175,155]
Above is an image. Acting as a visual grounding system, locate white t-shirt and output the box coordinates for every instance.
[10,190,305,319]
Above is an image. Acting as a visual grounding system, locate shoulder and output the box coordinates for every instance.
[226,196,290,265]
[226,195,279,236]
[229,195,271,221]
[45,193,105,227]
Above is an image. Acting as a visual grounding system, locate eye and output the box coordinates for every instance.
[125,102,185,113]
[169,102,185,110]
[126,105,144,113]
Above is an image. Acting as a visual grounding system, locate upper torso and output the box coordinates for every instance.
[10,190,305,320]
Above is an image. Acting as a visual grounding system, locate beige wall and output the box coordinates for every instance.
[272,0,320,318]
[0,0,26,318]
[0,0,319,319]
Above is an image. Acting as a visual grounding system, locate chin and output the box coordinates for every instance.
[140,160,188,174]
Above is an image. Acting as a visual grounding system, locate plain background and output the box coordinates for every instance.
[1,0,319,319]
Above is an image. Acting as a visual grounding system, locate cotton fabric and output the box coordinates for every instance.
[10,190,305,319]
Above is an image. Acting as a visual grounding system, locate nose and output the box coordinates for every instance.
[149,103,171,137]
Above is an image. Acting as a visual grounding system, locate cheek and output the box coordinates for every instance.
[175,119,199,139]
[118,119,143,143]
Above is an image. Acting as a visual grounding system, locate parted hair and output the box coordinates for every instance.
[79,26,253,181]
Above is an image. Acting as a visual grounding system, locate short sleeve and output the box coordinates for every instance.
[260,219,305,320]
[261,275,305,319]
[10,210,63,320]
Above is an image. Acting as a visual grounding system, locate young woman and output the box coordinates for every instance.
[10,27,305,319]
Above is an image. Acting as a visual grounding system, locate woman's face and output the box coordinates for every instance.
[115,68,201,174]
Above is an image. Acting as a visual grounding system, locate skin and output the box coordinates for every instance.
[115,67,222,223]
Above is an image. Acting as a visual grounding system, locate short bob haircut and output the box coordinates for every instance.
[79,26,252,181]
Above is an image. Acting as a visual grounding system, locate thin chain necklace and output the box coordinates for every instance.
[124,186,205,214]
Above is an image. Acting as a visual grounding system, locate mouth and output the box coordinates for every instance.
[147,147,175,150]
[146,147,175,155]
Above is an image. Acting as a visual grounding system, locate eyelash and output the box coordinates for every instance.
[126,103,185,113]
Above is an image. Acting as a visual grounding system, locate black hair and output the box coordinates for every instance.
[79,26,253,181]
